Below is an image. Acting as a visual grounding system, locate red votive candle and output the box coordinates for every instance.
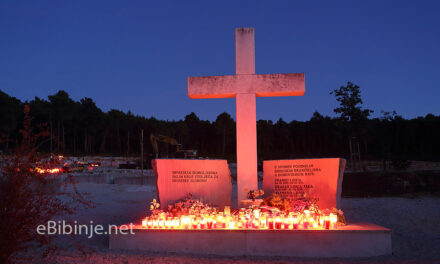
[275,218,282,230]
[207,219,213,229]
[303,221,309,229]
[268,217,274,229]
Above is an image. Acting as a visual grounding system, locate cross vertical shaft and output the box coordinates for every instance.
[235,28,258,202]
[187,28,305,206]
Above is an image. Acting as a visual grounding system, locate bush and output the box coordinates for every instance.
[0,105,92,263]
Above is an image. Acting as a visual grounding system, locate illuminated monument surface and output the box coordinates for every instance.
[110,28,392,258]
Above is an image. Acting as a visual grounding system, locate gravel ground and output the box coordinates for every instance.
[21,183,440,264]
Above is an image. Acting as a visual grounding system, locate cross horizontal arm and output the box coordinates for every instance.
[188,73,305,99]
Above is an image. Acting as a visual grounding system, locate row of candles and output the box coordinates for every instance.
[35,167,61,174]
[141,208,338,230]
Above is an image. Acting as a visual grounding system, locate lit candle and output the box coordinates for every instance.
[173,217,180,228]
[192,218,198,229]
[268,216,274,229]
[252,219,259,229]
[226,216,231,229]
[224,206,231,216]
[303,220,309,229]
[275,217,282,230]
[324,216,330,230]
[254,209,260,219]
[217,215,225,228]
[304,209,310,218]
[330,213,337,229]
[244,219,250,229]
[283,218,290,229]
[260,215,267,229]
[312,218,318,228]
[182,216,190,229]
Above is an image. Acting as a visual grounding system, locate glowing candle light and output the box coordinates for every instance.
[237,219,243,229]
[182,216,190,229]
[200,218,206,229]
[268,216,274,230]
[292,216,299,230]
[192,218,198,229]
[245,220,250,229]
[312,218,318,228]
[224,206,231,216]
[212,219,217,229]
[283,218,290,229]
[173,217,180,228]
[217,215,225,228]
[304,209,310,218]
[252,219,259,229]
[254,209,260,219]
[324,216,330,230]
[258,214,266,229]
[303,220,309,229]
[330,213,337,229]
[275,216,282,230]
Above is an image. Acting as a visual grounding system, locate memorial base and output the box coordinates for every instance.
[109,223,391,258]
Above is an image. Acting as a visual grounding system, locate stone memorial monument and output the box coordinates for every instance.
[263,158,346,209]
[111,28,392,258]
[152,159,232,208]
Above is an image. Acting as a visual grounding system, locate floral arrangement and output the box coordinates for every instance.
[290,197,319,213]
[261,193,291,213]
[247,189,264,201]
[166,193,216,217]
[149,199,162,215]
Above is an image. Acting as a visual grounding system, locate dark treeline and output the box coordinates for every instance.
[1,89,440,163]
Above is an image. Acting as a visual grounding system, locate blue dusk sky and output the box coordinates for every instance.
[1,0,439,122]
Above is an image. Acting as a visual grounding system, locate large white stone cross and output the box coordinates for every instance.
[188,28,305,203]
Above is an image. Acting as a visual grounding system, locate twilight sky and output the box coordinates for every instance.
[1,0,439,122]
